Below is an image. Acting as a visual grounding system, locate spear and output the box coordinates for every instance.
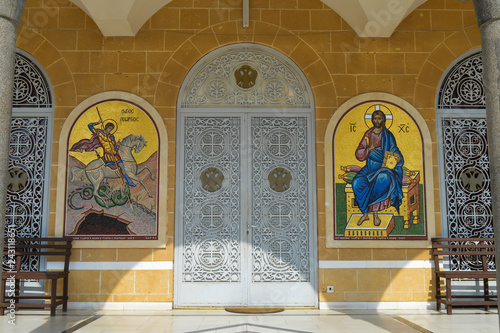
[96,107,133,210]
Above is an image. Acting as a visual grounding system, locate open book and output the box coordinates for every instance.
[382,151,399,169]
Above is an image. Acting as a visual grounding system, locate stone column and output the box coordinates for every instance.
[0,0,26,252]
[472,0,500,316]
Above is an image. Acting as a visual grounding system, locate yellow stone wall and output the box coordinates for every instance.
[16,0,481,304]
[319,267,435,303]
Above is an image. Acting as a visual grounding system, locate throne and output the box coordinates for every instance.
[339,165,421,237]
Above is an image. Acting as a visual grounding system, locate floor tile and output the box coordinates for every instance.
[1,308,499,333]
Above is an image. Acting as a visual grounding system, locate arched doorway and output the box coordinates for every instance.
[174,44,318,307]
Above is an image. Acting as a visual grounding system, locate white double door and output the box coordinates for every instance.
[175,110,317,307]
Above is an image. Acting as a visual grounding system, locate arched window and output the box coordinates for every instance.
[437,52,485,109]
[436,50,493,270]
[13,51,53,108]
[6,49,54,273]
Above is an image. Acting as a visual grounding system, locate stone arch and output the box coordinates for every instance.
[178,43,314,109]
[16,27,76,111]
[154,21,337,112]
[14,48,54,108]
[414,26,482,110]
[436,49,483,110]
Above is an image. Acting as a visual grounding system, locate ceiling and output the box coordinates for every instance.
[70,0,427,38]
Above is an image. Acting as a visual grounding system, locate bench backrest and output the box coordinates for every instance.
[3,237,72,273]
[431,237,495,272]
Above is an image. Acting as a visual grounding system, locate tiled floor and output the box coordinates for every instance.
[0,308,498,333]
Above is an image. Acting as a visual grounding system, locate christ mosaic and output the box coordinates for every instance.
[333,101,427,240]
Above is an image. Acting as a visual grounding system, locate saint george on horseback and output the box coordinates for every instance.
[69,108,136,188]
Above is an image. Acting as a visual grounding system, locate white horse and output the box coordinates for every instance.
[70,134,155,201]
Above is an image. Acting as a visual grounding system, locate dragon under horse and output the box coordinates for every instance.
[69,134,154,207]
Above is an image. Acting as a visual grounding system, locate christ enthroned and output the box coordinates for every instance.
[352,105,404,227]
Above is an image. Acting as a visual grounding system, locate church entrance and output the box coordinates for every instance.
[174,44,317,307]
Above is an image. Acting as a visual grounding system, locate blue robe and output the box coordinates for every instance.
[352,127,404,214]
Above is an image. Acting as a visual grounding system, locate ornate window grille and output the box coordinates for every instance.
[438,52,485,109]
[438,51,494,271]
[3,51,53,273]
[13,52,52,108]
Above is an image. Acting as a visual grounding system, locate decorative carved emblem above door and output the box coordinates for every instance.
[235,65,257,89]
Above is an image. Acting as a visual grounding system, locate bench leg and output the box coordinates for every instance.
[14,279,19,304]
[446,278,452,315]
[63,276,68,312]
[435,274,441,311]
[50,279,57,317]
[484,278,490,311]
[0,276,6,316]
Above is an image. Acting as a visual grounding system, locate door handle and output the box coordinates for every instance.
[247,224,258,228]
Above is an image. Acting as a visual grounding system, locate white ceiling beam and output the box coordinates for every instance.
[321,0,427,38]
[71,0,426,38]
[70,0,172,36]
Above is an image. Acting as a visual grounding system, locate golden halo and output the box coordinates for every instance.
[102,119,118,135]
[364,103,393,129]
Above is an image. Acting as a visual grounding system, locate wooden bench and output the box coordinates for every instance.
[432,237,497,314]
[1,237,72,316]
